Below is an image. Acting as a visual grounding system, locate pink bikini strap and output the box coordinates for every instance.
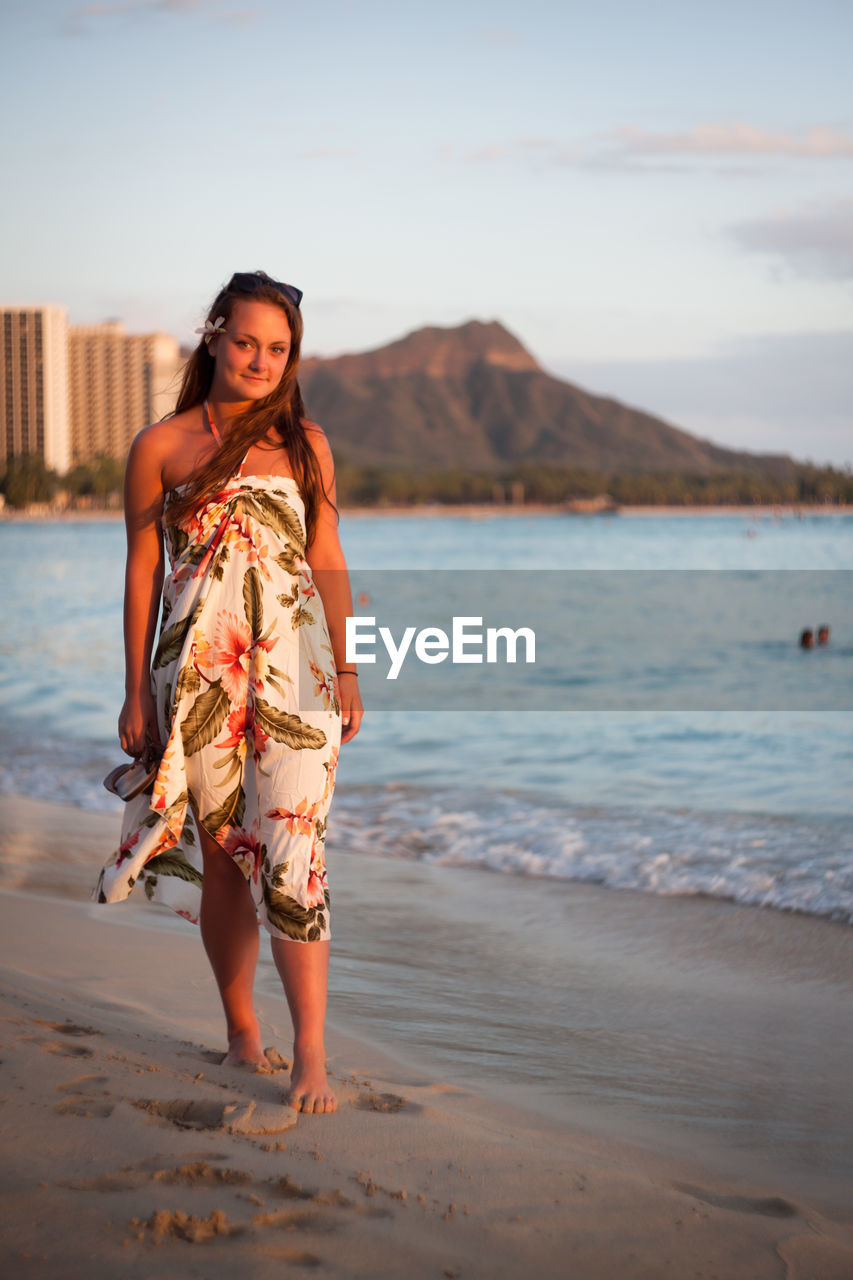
[204,399,251,477]
[203,400,222,445]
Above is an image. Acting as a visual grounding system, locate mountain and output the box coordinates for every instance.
[300,320,797,478]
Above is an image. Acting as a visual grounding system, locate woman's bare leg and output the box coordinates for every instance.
[270,937,337,1114]
[198,825,268,1069]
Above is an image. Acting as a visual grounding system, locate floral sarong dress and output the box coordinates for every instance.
[94,468,341,942]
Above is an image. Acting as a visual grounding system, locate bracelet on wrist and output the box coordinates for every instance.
[336,669,358,677]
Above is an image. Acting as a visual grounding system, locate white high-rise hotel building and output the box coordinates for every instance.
[1,305,70,472]
[1,305,182,472]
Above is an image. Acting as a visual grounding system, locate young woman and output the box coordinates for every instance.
[95,271,363,1114]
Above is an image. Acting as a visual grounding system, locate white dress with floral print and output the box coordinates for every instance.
[94,470,341,943]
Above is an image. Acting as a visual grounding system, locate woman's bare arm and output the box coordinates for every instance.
[305,425,364,743]
[118,426,167,758]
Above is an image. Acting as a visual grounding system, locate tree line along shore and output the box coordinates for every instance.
[2,452,852,514]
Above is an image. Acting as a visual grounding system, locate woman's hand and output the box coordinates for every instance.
[337,672,364,744]
[119,687,162,760]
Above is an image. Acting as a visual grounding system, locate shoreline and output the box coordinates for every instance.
[2,501,852,523]
[343,501,853,519]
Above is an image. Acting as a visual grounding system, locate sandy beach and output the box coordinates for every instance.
[1,795,852,1278]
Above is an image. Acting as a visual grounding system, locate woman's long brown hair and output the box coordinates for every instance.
[164,272,331,545]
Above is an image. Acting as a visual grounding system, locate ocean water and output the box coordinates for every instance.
[1,510,851,923]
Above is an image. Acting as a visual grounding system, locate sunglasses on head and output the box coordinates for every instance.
[226,271,303,309]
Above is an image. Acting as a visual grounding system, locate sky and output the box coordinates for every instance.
[1,0,851,466]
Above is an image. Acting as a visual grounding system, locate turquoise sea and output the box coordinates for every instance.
[1,509,851,923]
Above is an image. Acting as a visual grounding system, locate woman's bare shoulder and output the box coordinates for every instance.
[129,408,202,462]
[141,407,202,444]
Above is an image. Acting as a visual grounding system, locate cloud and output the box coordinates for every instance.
[64,0,255,32]
[453,122,853,173]
[730,199,853,281]
[69,0,205,15]
[610,122,853,160]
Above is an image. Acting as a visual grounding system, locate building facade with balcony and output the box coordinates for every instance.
[68,323,182,464]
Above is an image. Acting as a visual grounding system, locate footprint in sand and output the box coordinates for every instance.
[131,1096,298,1135]
[56,1074,110,1093]
[353,1091,420,1114]
[40,1020,103,1038]
[20,1036,95,1059]
[251,1207,335,1235]
[130,1208,245,1244]
[265,1177,353,1209]
[63,1159,254,1192]
[54,1096,114,1118]
[672,1182,799,1219]
[132,1208,336,1251]
[183,1047,232,1067]
[268,1174,316,1202]
[156,1162,255,1187]
[131,1097,233,1130]
[227,1100,299,1136]
[54,1075,114,1119]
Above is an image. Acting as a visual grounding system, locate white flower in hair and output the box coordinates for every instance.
[195,315,226,345]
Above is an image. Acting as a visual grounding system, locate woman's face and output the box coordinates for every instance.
[209,298,292,404]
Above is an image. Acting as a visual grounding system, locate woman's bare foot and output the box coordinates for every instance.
[221,1029,271,1072]
[287,1044,337,1113]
